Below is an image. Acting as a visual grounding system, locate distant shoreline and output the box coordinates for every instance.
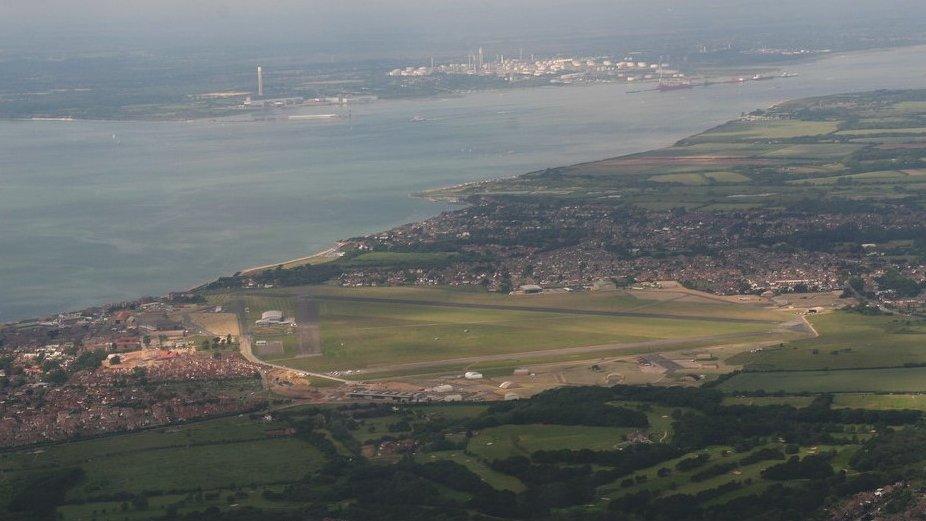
[2,43,922,125]
[0,56,832,125]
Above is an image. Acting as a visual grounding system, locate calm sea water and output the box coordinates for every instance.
[3,45,926,321]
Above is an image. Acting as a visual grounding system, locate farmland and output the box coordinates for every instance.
[718,366,926,393]
[0,414,326,520]
[425,90,926,210]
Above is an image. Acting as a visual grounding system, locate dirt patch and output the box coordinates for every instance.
[255,340,285,357]
[104,348,195,370]
[189,312,240,337]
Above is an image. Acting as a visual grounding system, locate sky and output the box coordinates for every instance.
[1,0,925,57]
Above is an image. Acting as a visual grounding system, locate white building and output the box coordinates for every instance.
[255,310,285,325]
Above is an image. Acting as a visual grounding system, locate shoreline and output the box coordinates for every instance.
[7,42,926,324]
[0,52,847,126]
[2,43,923,125]
[237,245,345,276]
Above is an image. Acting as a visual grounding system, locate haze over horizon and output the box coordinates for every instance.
[2,0,926,59]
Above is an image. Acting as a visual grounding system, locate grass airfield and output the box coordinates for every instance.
[208,284,795,380]
[209,284,926,400]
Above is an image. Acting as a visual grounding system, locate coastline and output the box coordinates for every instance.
[4,42,925,126]
[238,245,345,276]
[8,42,926,324]
[0,61,814,125]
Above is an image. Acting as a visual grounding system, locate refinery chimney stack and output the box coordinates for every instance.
[257,66,264,97]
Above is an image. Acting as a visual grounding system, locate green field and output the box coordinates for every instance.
[233,286,787,374]
[729,312,926,371]
[689,120,839,141]
[467,424,635,460]
[721,396,816,407]
[345,251,457,266]
[416,451,527,492]
[837,126,926,136]
[718,367,926,393]
[0,416,324,505]
[832,393,926,410]
[294,285,790,321]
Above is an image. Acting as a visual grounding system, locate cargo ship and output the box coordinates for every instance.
[657,81,694,92]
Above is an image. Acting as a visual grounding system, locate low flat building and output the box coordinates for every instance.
[255,310,285,326]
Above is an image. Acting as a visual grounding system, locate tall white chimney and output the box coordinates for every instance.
[257,66,264,97]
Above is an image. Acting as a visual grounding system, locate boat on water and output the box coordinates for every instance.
[287,113,340,120]
[657,81,694,92]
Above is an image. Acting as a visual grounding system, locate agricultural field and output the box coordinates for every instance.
[0,414,326,520]
[832,393,926,410]
[721,393,926,411]
[718,367,926,393]
[721,396,816,408]
[426,90,926,210]
[686,119,840,142]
